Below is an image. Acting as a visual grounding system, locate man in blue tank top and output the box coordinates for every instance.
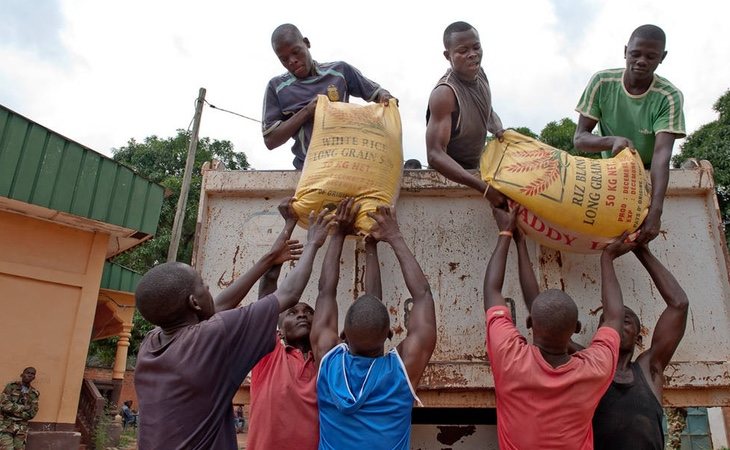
[311,199,437,450]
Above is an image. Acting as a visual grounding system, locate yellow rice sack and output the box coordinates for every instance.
[480,130,651,253]
[293,95,403,232]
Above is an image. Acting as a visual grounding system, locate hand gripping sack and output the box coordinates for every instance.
[480,130,651,253]
[293,95,403,232]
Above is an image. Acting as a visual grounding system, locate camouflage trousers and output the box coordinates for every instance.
[665,407,688,450]
[0,429,27,450]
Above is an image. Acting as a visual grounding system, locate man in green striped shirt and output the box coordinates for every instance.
[573,25,685,245]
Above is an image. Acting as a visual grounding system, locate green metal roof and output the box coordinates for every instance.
[100,261,142,293]
[0,104,164,236]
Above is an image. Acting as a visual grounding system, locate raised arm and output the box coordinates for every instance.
[513,225,539,312]
[364,236,382,299]
[272,208,335,312]
[311,198,360,362]
[633,245,689,375]
[484,207,519,311]
[257,198,303,299]
[573,114,634,156]
[636,132,676,245]
[599,234,636,331]
[369,205,435,388]
[215,198,303,311]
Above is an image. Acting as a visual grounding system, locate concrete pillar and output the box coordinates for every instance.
[110,325,132,406]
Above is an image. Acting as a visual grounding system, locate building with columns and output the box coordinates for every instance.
[0,104,163,449]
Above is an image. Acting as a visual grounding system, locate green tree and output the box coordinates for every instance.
[87,130,250,367]
[539,118,576,152]
[672,89,730,243]
[111,130,249,269]
[511,126,538,139]
[537,117,599,159]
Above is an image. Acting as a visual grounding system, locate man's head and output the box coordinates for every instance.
[527,289,581,345]
[624,24,667,83]
[404,159,422,170]
[271,23,314,79]
[278,302,314,345]
[343,294,391,357]
[442,21,482,81]
[135,262,214,328]
[21,367,36,386]
[124,400,133,407]
[600,305,642,353]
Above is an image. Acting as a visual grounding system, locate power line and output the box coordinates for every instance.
[204,99,261,123]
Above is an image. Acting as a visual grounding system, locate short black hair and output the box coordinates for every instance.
[271,23,303,47]
[530,289,578,336]
[443,21,475,48]
[598,305,642,330]
[345,294,390,336]
[629,24,666,46]
[404,159,422,169]
[135,262,197,326]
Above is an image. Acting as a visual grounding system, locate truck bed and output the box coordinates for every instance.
[193,161,730,407]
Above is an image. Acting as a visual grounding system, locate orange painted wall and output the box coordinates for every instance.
[0,210,108,426]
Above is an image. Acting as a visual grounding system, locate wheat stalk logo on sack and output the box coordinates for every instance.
[504,147,564,197]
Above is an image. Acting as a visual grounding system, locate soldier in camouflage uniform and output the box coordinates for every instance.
[0,368,39,450]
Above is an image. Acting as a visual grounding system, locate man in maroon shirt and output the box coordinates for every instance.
[134,206,335,450]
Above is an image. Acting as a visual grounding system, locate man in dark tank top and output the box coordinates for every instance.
[592,244,689,449]
[426,21,506,209]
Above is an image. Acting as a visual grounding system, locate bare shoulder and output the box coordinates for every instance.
[428,85,457,112]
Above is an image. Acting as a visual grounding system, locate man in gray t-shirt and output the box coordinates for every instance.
[263,23,392,169]
[134,207,335,450]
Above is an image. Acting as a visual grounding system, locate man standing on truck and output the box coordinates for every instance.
[485,206,632,449]
[592,244,689,450]
[574,24,685,245]
[262,23,393,170]
[426,21,507,209]
[311,199,436,450]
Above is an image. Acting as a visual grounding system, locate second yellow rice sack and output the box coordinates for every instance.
[480,130,651,253]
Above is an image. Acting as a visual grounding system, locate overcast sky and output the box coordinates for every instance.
[2,0,729,170]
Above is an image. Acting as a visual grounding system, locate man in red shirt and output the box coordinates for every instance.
[484,206,634,450]
[246,199,319,450]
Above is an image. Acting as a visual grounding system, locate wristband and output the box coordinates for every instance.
[499,231,513,237]
[483,185,491,198]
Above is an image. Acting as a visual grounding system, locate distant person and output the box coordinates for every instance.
[263,23,393,169]
[120,400,135,430]
[311,200,436,450]
[0,367,39,450]
[246,198,319,450]
[134,206,334,450]
[233,405,244,433]
[574,24,685,245]
[592,244,689,450]
[404,159,423,170]
[484,206,633,449]
[426,21,506,208]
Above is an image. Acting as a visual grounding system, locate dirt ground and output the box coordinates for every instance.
[117,430,248,449]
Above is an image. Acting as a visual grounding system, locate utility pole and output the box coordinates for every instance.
[167,87,206,262]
